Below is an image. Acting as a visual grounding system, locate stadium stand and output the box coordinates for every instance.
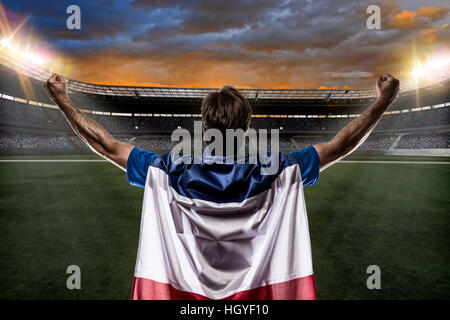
[0,96,448,154]
[1,97,448,133]
[0,54,448,155]
[396,133,449,149]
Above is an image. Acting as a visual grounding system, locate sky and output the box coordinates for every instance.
[1,0,449,89]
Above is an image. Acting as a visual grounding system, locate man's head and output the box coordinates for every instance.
[201,85,252,134]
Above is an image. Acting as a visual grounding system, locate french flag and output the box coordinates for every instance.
[127,147,320,300]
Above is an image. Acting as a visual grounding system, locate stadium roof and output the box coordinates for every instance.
[1,44,449,103]
[68,80,377,101]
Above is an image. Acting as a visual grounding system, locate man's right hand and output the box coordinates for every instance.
[44,73,69,105]
[376,73,400,105]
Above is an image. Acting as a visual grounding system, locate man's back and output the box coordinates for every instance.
[128,146,319,300]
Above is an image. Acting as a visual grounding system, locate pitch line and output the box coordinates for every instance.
[338,160,450,164]
[0,159,449,164]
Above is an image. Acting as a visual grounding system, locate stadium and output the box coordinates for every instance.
[1,36,449,299]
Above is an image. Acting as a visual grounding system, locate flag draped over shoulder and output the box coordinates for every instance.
[127,146,320,300]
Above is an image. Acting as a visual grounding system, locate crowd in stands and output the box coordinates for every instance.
[0,131,74,150]
[129,136,299,153]
[132,136,177,151]
[1,131,448,153]
[0,100,65,129]
[292,135,401,151]
[1,98,448,134]
[357,135,398,150]
[289,137,325,149]
[250,107,449,132]
[278,139,298,152]
[0,97,448,154]
[397,133,449,149]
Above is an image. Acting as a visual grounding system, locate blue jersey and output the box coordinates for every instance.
[127,146,320,190]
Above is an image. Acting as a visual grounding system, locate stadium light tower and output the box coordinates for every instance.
[0,37,46,66]
[410,50,450,84]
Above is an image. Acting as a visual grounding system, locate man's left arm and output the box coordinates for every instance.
[314,73,400,171]
[44,73,135,171]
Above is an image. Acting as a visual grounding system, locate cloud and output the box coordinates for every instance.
[324,72,374,78]
[387,6,449,29]
[132,0,280,43]
[2,0,142,44]
[2,0,448,89]
[389,10,418,28]
[418,6,449,19]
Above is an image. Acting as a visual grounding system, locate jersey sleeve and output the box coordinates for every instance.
[126,147,159,188]
[288,145,320,186]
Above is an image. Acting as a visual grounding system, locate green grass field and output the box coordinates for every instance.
[0,153,449,299]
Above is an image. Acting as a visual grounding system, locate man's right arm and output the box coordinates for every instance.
[313,74,399,171]
[44,73,134,171]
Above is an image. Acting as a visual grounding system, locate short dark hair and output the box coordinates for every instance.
[201,85,252,134]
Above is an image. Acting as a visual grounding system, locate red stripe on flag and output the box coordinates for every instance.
[131,275,316,300]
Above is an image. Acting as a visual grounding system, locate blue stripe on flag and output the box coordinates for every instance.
[151,152,298,203]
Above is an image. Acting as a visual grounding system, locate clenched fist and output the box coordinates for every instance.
[44,73,69,104]
[376,73,400,104]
